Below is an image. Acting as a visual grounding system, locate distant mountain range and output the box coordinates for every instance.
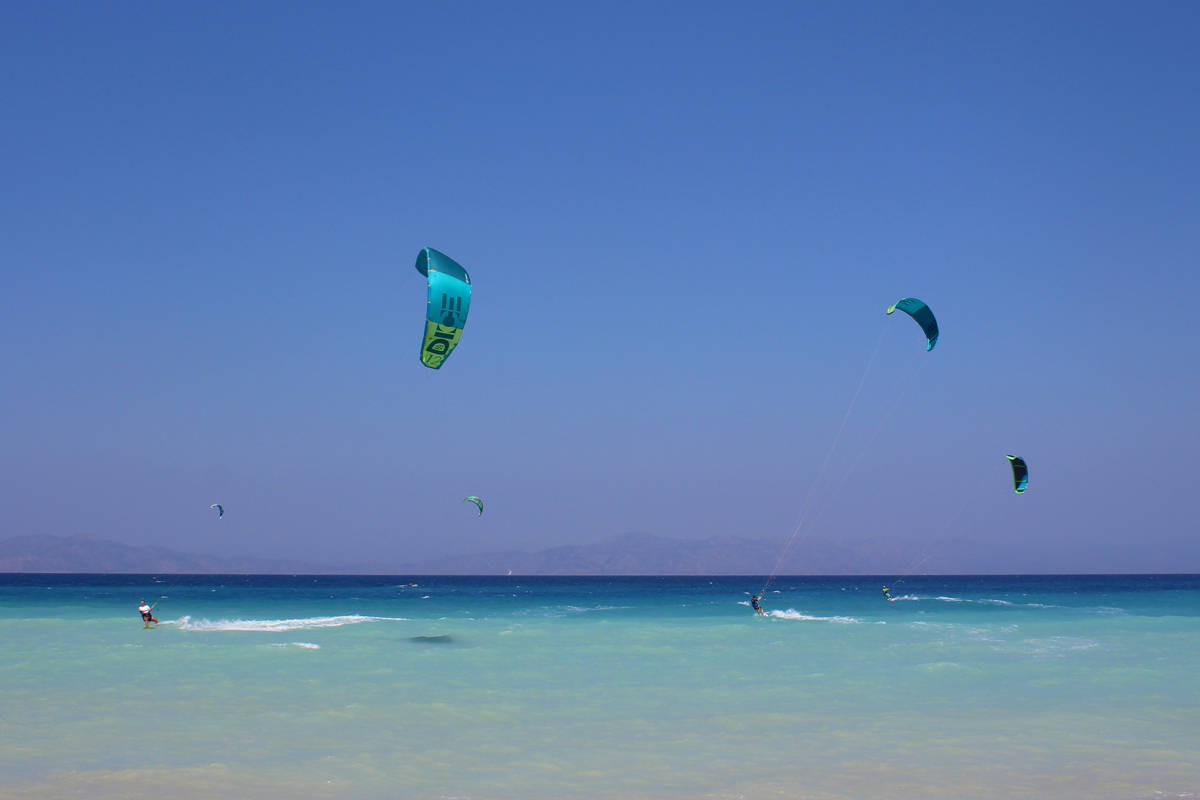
[0,535,328,574]
[0,532,950,575]
[391,532,929,575]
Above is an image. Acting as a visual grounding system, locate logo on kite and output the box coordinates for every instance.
[886,298,939,351]
[414,248,472,369]
[462,496,484,516]
[210,504,224,518]
[1006,455,1028,494]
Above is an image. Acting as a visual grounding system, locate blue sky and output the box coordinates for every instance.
[2,1,1197,571]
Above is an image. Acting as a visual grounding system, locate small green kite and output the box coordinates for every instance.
[1006,455,1029,494]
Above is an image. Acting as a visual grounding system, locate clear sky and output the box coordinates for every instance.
[2,1,1197,572]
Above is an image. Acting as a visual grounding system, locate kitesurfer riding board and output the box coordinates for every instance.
[138,599,159,628]
[751,594,767,616]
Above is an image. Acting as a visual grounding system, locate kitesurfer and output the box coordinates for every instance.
[882,586,894,601]
[751,594,767,616]
[138,599,158,627]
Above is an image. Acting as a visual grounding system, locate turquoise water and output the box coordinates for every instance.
[1,575,1197,800]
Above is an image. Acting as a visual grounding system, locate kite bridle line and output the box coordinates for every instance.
[761,324,889,596]
[146,573,180,617]
[888,552,934,592]
[799,379,911,541]
[889,492,972,594]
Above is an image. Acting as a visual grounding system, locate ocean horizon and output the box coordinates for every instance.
[2,573,1197,799]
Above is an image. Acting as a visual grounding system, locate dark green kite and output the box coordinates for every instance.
[1006,455,1029,494]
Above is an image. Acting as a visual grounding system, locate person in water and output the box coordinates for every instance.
[138,599,158,627]
[882,586,894,601]
[751,594,767,616]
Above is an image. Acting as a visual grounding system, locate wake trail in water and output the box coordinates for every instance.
[163,615,407,632]
[768,609,870,624]
[893,595,1062,608]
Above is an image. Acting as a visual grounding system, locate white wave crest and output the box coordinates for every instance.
[906,596,1060,609]
[166,615,406,632]
[768,609,864,624]
[886,595,957,602]
[1005,635,1100,657]
[268,642,322,649]
[979,598,1063,609]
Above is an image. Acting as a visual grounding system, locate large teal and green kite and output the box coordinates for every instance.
[414,247,472,369]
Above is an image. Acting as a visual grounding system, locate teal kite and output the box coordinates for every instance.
[1006,455,1028,494]
[414,247,472,369]
[886,298,939,351]
[210,504,224,518]
[462,496,484,516]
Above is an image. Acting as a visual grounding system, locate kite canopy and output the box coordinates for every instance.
[210,504,224,518]
[462,496,484,516]
[415,247,472,369]
[1006,455,1028,494]
[886,297,939,351]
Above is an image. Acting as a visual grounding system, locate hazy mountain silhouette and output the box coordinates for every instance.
[0,534,329,574]
[0,532,956,574]
[392,531,935,575]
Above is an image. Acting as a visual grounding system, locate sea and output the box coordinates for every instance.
[0,574,1197,800]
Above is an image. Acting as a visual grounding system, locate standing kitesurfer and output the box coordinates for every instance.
[882,586,894,601]
[751,594,767,616]
[138,599,158,627]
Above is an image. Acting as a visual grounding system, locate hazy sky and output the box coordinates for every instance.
[3,1,1197,572]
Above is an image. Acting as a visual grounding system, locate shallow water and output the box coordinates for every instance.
[1,574,1197,799]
